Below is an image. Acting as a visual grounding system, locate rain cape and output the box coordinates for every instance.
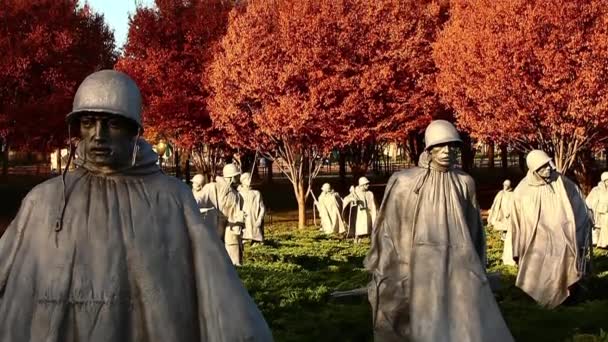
[343,188,377,237]
[511,171,592,308]
[488,189,515,265]
[586,181,608,248]
[0,139,272,342]
[196,176,242,240]
[488,189,514,232]
[240,187,266,242]
[316,191,346,234]
[364,153,513,342]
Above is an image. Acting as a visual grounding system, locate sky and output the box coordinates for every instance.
[86,0,156,49]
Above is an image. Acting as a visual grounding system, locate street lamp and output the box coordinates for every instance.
[156,138,167,168]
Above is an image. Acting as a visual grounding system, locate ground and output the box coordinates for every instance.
[239,225,608,342]
[2,171,608,341]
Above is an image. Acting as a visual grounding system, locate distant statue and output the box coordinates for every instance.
[488,179,515,265]
[191,173,206,205]
[365,120,513,341]
[314,183,346,235]
[343,177,377,243]
[196,163,244,244]
[586,172,608,248]
[511,150,593,308]
[239,172,266,247]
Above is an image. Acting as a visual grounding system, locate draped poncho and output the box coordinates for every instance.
[0,139,272,342]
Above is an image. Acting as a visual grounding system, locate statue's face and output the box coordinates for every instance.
[192,182,203,191]
[503,182,511,191]
[225,175,241,188]
[360,183,369,191]
[79,114,138,172]
[429,142,458,168]
[536,163,552,179]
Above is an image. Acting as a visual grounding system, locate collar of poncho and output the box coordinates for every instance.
[526,170,559,187]
[418,151,452,172]
[73,138,160,176]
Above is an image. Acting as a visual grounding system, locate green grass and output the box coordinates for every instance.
[239,224,608,342]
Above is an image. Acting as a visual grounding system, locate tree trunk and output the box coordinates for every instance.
[294,178,306,229]
[488,141,495,169]
[518,151,526,173]
[174,149,181,179]
[406,132,425,165]
[573,149,595,195]
[56,148,62,173]
[460,133,474,172]
[2,141,9,177]
[339,151,347,187]
[500,143,508,170]
[266,159,273,183]
[185,154,191,183]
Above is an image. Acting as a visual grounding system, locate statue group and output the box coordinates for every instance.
[314,177,378,243]
[192,167,266,266]
[0,69,604,341]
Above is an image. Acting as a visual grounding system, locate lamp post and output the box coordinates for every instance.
[156,138,167,170]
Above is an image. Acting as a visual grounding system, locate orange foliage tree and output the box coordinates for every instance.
[117,0,232,177]
[435,0,608,178]
[208,0,445,228]
[0,0,115,153]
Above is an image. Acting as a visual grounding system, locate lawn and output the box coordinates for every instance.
[239,224,608,342]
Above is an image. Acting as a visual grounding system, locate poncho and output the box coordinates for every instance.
[510,171,592,308]
[240,187,266,242]
[343,187,377,237]
[316,192,346,235]
[488,188,516,265]
[488,189,514,232]
[364,154,513,342]
[586,181,608,248]
[0,139,272,342]
[196,177,242,240]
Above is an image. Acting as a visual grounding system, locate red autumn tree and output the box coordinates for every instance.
[0,0,116,154]
[208,0,445,228]
[116,0,233,175]
[434,0,608,178]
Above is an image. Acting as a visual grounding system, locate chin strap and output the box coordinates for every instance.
[54,127,77,245]
[131,132,140,167]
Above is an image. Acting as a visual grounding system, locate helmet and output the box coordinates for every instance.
[67,70,142,129]
[601,172,608,182]
[222,163,241,178]
[526,150,553,172]
[321,183,331,191]
[424,120,462,149]
[241,172,252,186]
[191,174,204,184]
[503,179,511,187]
[358,177,370,186]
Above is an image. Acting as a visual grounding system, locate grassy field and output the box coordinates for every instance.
[239,224,608,342]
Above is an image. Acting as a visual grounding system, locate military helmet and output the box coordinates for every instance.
[191,174,205,184]
[222,163,241,178]
[67,70,142,129]
[503,179,511,187]
[240,172,252,186]
[601,172,608,182]
[321,183,331,191]
[358,177,370,186]
[526,150,553,172]
[424,120,462,149]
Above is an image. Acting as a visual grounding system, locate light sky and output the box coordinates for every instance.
[86,0,156,49]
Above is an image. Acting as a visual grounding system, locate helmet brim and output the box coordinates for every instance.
[425,137,462,150]
[67,108,143,131]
